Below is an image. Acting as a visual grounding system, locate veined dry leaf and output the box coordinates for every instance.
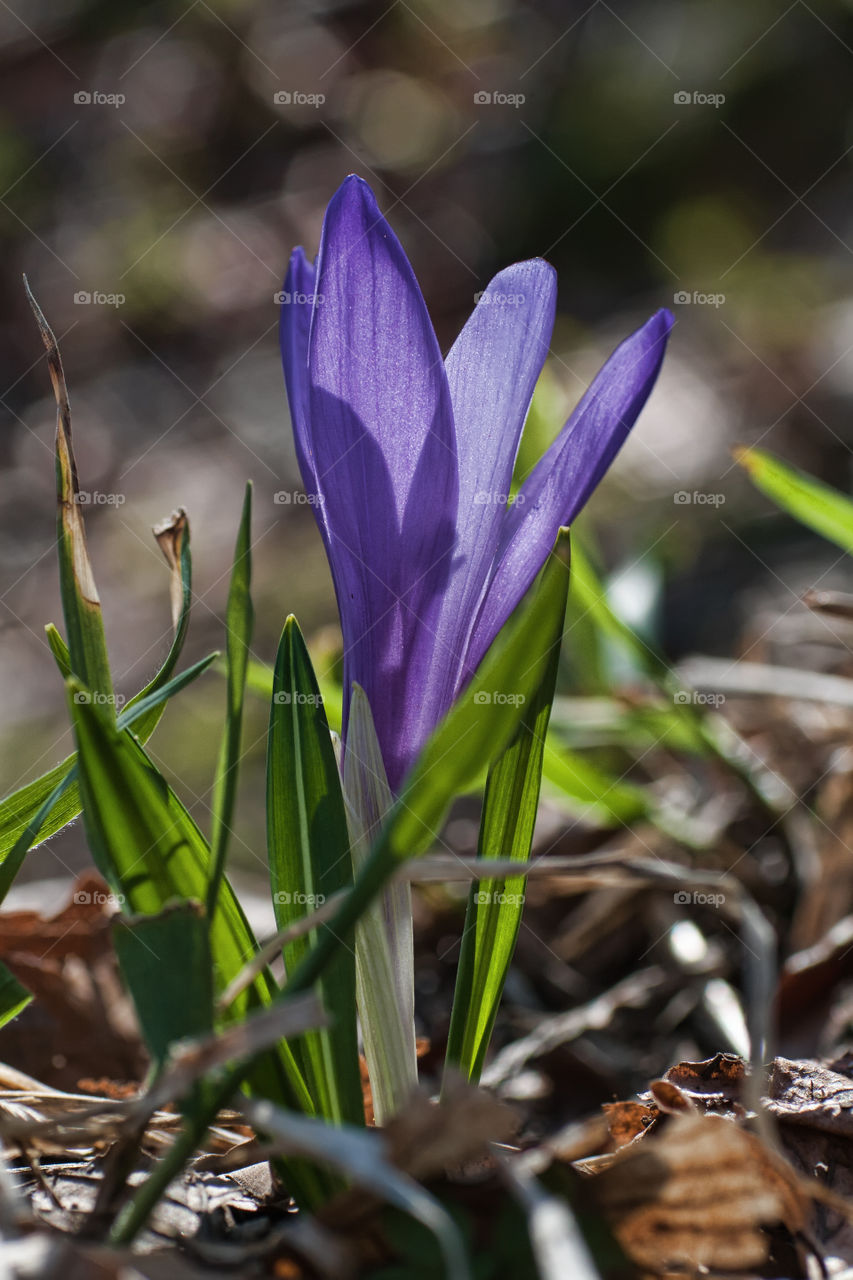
[593,1113,807,1273]
[767,1056,853,1136]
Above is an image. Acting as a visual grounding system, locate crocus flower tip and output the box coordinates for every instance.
[658,307,676,332]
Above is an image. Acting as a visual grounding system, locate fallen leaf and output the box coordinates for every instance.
[593,1113,807,1273]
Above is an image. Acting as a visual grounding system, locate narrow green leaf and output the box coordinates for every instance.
[445,547,566,1084]
[45,623,71,677]
[541,745,650,827]
[0,961,32,1028]
[26,279,113,706]
[735,444,853,555]
[117,653,220,734]
[112,900,213,1070]
[267,617,363,1127]
[0,769,77,910]
[208,485,253,917]
[243,656,343,734]
[569,540,707,747]
[0,759,79,864]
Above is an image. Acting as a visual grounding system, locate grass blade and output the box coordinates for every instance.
[112,901,213,1070]
[0,962,32,1029]
[734,444,853,554]
[242,655,343,733]
[25,278,113,705]
[444,572,564,1084]
[541,745,650,827]
[207,484,253,917]
[45,623,71,677]
[267,617,363,1126]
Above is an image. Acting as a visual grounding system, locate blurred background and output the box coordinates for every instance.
[3,0,853,894]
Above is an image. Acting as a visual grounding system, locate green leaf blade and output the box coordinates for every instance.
[445,543,567,1084]
[208,484,253,916]
[735,445,853,555]
[267,617,363,1128]
[113,900,214,1070]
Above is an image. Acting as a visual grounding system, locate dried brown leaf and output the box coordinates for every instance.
[593,1113,807,1273]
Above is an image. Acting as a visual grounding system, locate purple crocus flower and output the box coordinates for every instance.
[281,175,672,792]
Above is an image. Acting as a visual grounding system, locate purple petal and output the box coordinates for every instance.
[465,308,674,675]
[307,175,458,790]
[401,261,556,739]
[279,248,320,499]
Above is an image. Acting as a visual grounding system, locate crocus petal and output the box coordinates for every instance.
[401,261,557,747]
[307,175,458,789]
[279,248,320,500]
[465,308,674,675]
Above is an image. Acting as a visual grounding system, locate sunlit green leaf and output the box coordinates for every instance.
[735,444,853,554]
[113,900,213,1070]
[445,543,565,1084]
[267,617,363,1127]
[542,745,650,827]
[207,484,253,916]
[0,961,32,1029]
